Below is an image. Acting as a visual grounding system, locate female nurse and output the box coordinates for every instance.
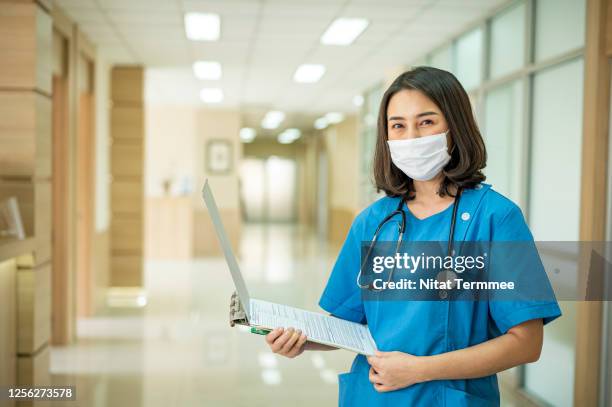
[264,66,561,406]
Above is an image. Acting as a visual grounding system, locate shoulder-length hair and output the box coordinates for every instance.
[373,66,487,199]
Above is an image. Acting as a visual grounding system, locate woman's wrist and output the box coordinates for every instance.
[415,355,439,383]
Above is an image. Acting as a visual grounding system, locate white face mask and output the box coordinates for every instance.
[386,131,451,181]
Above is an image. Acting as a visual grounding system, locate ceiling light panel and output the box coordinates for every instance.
[185,12,220,41]
[320,18,369,45]
[293,64,326,83]
[193,61,222,80]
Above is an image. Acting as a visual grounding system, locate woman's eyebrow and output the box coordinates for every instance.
[416,111,438,118]
[388,111,438,121]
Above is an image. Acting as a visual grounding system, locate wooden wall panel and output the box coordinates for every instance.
[111,181,143,214]
[111,143,143,177]
[0,0,53,390]
[17,345,50,386]
[0,259,17,389]
[110,67,144,287]
[0,2,52,94]
[110,256,142,286]
[16,264,51,354]
[111,218,143,253]
[111,68,143,103]
[111,106,143,140]
[0,92,52,178]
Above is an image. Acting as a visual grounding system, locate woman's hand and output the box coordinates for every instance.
[265,327,308,358]
[366,351,426,392]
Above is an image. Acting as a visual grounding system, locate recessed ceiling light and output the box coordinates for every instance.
[293,64,326,83]
[240,127,256,143]
[314,117,328,130]
[261,110,285,129]
[321,18,369,46]
[353,95,364,106]
[325,112,344,124]
[199,88,223,103]
[185,12,220,41]
[277,128,301,144]
[193,61,222,80]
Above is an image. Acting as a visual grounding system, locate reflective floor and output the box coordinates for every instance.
[49,223,355,406]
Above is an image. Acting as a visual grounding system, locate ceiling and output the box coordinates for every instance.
[56,0,510,119]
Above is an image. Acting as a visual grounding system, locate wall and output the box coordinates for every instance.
[143,100,242,257]
[193,109,242,256]
[144,104,197,259]
[145,105,197,197]
[324,115,361,247]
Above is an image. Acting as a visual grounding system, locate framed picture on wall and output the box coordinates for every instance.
[206,139,232,174]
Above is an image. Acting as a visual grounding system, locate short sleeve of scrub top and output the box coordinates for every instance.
[318,212,367,324]
[488,204,562,333]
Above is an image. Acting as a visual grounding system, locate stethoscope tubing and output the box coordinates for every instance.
[356,187,464,291]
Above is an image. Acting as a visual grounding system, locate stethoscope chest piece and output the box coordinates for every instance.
[436,269,457,299]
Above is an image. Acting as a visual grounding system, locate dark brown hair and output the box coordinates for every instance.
[373,66,486,199]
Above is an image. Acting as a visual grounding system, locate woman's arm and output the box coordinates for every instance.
[265,327,338,358]
[367,318,543,392]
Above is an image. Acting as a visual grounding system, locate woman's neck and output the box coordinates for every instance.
[412,173,446,203]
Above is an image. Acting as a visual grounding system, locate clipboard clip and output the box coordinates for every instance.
[229,291,248,327]
[229,292,270,335]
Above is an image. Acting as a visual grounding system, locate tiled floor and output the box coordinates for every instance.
[49,223,355,406]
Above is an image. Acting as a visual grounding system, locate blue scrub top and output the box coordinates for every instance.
[318,183,561,407]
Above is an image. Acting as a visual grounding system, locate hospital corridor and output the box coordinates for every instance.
[0,0,611,406]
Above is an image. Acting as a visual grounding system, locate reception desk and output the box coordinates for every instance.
[0,237,50,405]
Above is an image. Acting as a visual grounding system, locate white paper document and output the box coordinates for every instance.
[249,298,377,355]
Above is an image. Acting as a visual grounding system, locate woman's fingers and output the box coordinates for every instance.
[265,327,307,358]
[270,327,296,353]
[286,334,308,358]
[280,329,301,353]
[265,328,284,345]
[368,366,381,384]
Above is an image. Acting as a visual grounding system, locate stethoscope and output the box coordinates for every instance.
[356,187,464,297]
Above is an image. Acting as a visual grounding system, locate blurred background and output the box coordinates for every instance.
[0,0,610,405]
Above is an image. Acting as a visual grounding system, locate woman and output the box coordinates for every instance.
[265,66,561,406]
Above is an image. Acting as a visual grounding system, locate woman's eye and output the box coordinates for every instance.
[391,123,403,129]
[420,120,433,126]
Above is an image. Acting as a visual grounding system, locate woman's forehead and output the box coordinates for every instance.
[387,89,441,117]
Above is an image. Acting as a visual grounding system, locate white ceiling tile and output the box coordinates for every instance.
[62,8,107,24]
[349,0,431,5]
[341,2,426,21]
[97,0,180,12]
[115,24,185,42]
[97,44,137,64]
[222,17,259,41]
[79,24,123,44]
[107,10,182,25]
[181,0,262,17]
[261,2,341,19]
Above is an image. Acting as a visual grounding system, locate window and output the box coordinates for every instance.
[483,80,524,202]
[489,2,526,79]
[534,0,586,62]
[454,27,483,90]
